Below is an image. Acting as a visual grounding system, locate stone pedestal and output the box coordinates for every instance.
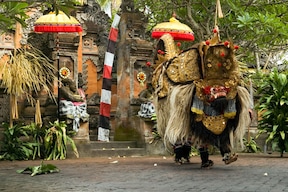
[139,118,155,143]
[74,122,90,141]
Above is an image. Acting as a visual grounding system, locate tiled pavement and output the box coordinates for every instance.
[0,153,287,192]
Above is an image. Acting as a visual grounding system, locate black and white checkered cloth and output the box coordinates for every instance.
[138,101,155,119]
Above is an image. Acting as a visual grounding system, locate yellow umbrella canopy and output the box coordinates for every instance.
[151,16,194,41]
[34,11,82,33]
[33,10,83,72]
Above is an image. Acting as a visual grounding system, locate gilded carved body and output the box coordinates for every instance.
[152,33,251,154]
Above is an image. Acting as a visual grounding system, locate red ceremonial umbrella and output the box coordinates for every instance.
[34,11,83,120]
[151,16,194,41]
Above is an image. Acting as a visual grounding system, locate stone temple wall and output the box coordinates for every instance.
[0,1,156,145]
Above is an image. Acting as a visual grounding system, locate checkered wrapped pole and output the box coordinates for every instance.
[98,14,121,142]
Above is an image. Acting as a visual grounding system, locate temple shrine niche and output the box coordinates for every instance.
[0,0,155,145]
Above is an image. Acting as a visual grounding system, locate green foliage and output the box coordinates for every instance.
[0,123,36,161]
[0,121,79,161]
[150,113,161,143]
[0,0,80,31]
[151,129,161,141]
[231,2,288,55]
[0,2,29,31]
[17,161,60,176]
[151,113,157,121]
[134,0,288,68]
[22,123,46,160]
[243,136,261,153]
[255,69,288,157]
[39,0,81,15]
[95,0,110,8]
[190,146,199,157]
[44,121,79,160]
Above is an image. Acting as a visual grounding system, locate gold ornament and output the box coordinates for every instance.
[137,71,146,86]
[59,67,71,79]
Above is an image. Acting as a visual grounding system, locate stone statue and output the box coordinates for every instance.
[59,77,89,132]
[138,83,155,119]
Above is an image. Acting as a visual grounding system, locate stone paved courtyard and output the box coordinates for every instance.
[0,153,287,192]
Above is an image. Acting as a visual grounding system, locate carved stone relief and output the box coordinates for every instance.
[23,9,43,45]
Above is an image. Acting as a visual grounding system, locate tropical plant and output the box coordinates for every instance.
[0,1,29,31]
[0,121,79,161]
[0,123,36,160]
[22,123,46,160]
[149,113,161,143]
[44,121,79,160]
[242,136,261,153]
[17,161,60,176]
[255,68,288,157]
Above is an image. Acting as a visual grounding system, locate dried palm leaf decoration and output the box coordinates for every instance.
[0,44,56,120]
